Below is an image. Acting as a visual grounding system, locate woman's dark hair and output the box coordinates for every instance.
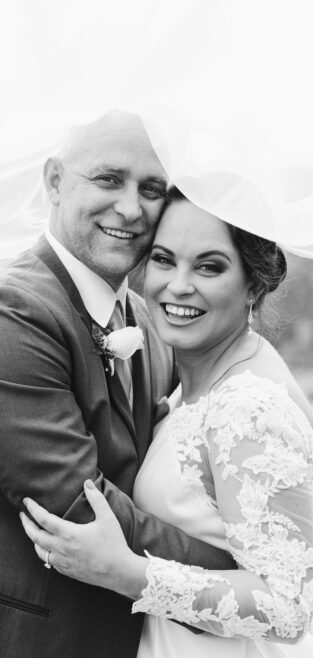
[166,186,287,309]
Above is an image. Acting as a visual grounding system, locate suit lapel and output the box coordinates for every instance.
[33,235,92,334]
[34,237,143,452]
[127,297,153,463]
[105,366,137,447]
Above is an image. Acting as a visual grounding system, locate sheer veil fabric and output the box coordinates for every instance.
[1,3,313,656]
[1,0,313,260]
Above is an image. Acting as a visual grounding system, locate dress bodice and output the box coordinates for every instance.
[133,384,227,550]
[133,370,313,652]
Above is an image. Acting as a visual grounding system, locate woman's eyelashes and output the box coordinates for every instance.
[150,252,174,267]
[150,252,226,275]
[196,260,226,275]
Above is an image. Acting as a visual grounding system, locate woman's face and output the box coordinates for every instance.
[144,200,251,354]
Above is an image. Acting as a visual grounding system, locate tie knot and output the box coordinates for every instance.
[109,300,125,332]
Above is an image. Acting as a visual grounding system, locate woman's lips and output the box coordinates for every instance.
[161,303,205,322]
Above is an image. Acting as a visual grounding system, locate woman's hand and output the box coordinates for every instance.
[20,480,148,599]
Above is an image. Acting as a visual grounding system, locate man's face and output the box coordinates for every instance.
[48,115,168,289]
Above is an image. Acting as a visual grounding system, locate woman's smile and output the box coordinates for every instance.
[161,303,206,324]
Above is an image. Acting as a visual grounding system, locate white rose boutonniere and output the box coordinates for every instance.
[92,323,144,375]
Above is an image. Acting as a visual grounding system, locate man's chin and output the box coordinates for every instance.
[93,259,135,288]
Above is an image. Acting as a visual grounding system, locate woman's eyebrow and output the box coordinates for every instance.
[151,245,175,256]
[197,250,232,262]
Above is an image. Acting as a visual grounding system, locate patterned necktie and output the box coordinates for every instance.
[108,300,133,407]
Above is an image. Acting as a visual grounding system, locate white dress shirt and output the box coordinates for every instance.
[45,230,133,406]
[45,229,128,327]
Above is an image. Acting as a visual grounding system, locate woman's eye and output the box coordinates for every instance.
[197,261,224,274]
[150,253,173,267]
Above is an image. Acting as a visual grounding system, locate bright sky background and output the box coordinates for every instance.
[1,0,313,259]
[1,0,313,161]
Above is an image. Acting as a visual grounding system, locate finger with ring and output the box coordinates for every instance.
[44,549,52,569]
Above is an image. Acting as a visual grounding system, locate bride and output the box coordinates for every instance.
[21,187,313,657]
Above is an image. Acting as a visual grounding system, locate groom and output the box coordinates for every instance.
[0,110,234,658]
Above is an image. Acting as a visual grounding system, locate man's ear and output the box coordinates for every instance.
[43,158,62,206]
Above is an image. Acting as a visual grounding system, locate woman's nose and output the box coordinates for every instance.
[113,186,142,222]
[166,272,195,296]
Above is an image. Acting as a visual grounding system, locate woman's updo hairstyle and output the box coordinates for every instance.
[166,186,287,309]
[227,225,287,308]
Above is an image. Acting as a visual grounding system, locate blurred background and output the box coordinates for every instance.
[270,254,313,404]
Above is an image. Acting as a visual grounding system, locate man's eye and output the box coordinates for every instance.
[95,175,120,185]
[141,185,165,200]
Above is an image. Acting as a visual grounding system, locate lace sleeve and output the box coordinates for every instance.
[133,372,313,643]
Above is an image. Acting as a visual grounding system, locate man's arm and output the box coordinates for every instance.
[0,284,235,572]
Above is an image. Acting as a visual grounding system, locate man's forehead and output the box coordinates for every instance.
[91,114,149,146]
[77,116,167,181]
[65,111,168,181]
[64,111,156,158]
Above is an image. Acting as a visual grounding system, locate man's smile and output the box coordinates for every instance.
[100,227,137,240]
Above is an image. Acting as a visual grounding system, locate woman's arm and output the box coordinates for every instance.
[21,480,149,598]
[133,375,313,643]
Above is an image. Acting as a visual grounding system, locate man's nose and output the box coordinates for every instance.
[113,185,143,222]
[166,270,195,296]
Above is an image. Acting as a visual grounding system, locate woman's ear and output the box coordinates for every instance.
[247,282,265,308]
[43,158,62,206]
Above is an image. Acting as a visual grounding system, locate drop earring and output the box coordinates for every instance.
[248,299,254,335]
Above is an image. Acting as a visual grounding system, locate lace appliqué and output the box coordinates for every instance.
[207,373,313,638]
[133,371,313,642]
[133,552,270,640]
[166,400,216,505]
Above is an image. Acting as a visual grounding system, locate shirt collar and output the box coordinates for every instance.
[45,229,128,327]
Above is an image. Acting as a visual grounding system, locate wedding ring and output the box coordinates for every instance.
[44,550,52,569]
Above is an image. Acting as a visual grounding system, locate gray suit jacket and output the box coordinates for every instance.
[0,236,235,658]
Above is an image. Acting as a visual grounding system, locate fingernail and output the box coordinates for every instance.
[84,479,94,489]
[19,512,24,522]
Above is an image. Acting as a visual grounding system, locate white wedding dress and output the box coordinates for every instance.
[132,371,313,658]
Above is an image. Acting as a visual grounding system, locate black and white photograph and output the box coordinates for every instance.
[0,1,313,656]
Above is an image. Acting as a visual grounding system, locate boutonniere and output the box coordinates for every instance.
[92,323,144,375]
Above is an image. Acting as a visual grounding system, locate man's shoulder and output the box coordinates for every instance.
[1,236,53,283]
[1,247,48,298]
[0,238,74,320]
